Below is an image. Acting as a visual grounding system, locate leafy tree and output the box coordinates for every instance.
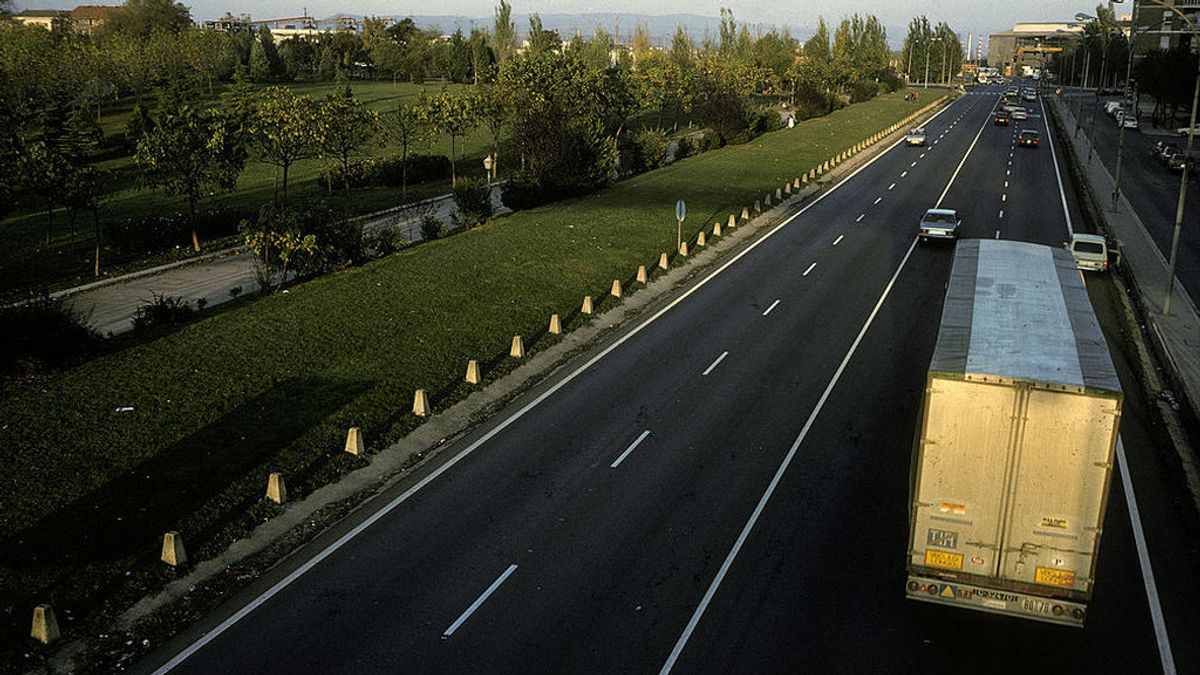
[419,92,477,186]
[246,87,320,206]
[136,99,246,251]
[383,104,430,198]
[178,29,237,95]
[20,140,72,244]
[492,0,517,64]
[100,0,192,38]
[469,28,494,84]
[670,26,694,67]
[527,15,560,55]
[472,84,507,178]
[240,206,316,292]
[250,26,287,82]
[316,84,380,194]
[804,17,832,63]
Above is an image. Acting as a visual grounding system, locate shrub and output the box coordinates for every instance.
[292,203,363,275]
[103,208,251,253]
[698,130,723,152]
[131,293,194,331]
[850,79,880,104]
[452,177,493,228]
[674,135,695,160]
[0,291,99,377]
[327,154,452,190]
[420,214,445,240]
[364,227,408,257]
[619,129,669,175]
[696,89,758,146]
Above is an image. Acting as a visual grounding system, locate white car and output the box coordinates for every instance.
[1104,101,1123,116]
[1011,107,1029,121]
[1177,125,1200,137]
[1121,116,1139,129]
[905,127,928,146]
[918,208,961,241]
[1066,233,1112,272]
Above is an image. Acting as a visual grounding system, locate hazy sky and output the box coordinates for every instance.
[15,0,1095,46]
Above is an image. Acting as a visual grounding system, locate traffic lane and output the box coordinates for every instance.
[1086,273,1200,675]
[155,96,987,675]
[669,240,1168,675]
[1001,106,1075,246]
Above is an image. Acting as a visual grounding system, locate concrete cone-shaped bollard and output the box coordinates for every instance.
[740,207,749,221]
[697,231,706,247]
[582,295,594,314]
[636,265,648,284]
[793,177,801,189]
[31,605,60,645]
[413,389,430,417]
[161,531,187,567]
[510,335,525,359]
[549,313,562,335]
[785,182,792,195]
[713,221,722,237]
[754,200,761,213]
[775,187,783,200]
[611,279,623,297]
[658,252,669,269]
[678,241,689,257]
[465,359,481,384]
[345,427,364,455]
[266,472,287,504]
[764,193,773,206]
[728,213,737,229]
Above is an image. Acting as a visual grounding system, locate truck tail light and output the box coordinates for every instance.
[1072,608,1085,621]
[1052,605,1065,617]
[907,580,920,592]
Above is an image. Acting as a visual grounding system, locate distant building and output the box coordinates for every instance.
[1130,0,1197,55]
[988,23,1083,75]
[70,5,121,33]
[12,9,71,29]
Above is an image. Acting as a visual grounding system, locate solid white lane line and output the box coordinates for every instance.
[762,299,781,316]
[1039,96,1074,235]
[856,213,865,223]
[900,171,908,178]
[660,237,921,675]
[873,196,882,204]
[803,262,817,277]
[936,107,993,208]
[1117,438,1177,675]
[149,90,970,675]
[702,351,729,376]
[832,235,844,246]
[888,183,896,190]
[443,564,519,637]
[611,430,652,469]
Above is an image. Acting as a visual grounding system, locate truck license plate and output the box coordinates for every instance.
[924,549,964,570]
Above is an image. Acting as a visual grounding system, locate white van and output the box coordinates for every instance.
[1066,233,1112,271]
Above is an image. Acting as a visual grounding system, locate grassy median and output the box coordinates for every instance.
[0,89,944,653]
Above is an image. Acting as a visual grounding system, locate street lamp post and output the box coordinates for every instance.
[483,154,493,189]
[940,38,948,85]
[925,37,940,89]
[907,41,915,84]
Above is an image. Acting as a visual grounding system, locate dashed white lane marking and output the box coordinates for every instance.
[901,171,908,178]
[762,299,781,316]
[611,430,652,468]
[1007,169,1011,176]
[933,140,939,144]
[920,153,926,158]
[803,262,817,277]
[702,351,729,376]
[443,564,519,637]
[1004,180,1009,188]
[856,213,865,223]
[888,183,896,190]
[1116,438,1178,675]
[1002,194,1007,202]
[995,230,1001,239]
[833,234,844,246]
[999,209,1005,219]
[873,197,882,204]
[910,161,917,167]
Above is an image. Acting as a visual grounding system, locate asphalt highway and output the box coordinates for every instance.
[136,84,1200,675]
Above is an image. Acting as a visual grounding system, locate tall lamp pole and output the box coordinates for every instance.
[1111,0,1141,211]
[925,37,940,89]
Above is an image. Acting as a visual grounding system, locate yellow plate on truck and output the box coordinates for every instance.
[924,549,963,570]
[1035,567,1076,588]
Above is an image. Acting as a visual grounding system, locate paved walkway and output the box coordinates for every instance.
[65,187,505,336]
[1050,95,1200,417]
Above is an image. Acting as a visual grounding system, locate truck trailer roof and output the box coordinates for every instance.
[930,239,1121,395]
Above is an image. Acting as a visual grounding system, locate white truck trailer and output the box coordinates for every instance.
[906,239,1123,627]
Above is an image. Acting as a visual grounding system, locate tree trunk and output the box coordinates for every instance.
[93,208,101,277]
[45,203,54,245]
[450,135,457,188]
[281,163,290,207]
[189,196,201,252]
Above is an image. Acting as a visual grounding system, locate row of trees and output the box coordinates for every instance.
[900,17,965,85]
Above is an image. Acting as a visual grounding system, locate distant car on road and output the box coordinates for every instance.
[1120,115,1138,129]
[993,111,1011,126]
[1167,153,1196,174]
[1152,141,1180,161]
[917,208,961,241]
[1022,91,1037,102]
[1104,101,1123,117]
[1019,129,1040,147]
[1160,146,1182,165]
[1011,106,1029,121]
[1176,125,1200,137]
[905,127,928,146]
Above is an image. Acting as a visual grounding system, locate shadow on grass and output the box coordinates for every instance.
[0,376,370,568]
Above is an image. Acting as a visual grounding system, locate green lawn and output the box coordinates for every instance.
[0,89,943,656]
[0,80,495,296]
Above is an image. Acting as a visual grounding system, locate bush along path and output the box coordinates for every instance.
[0,90,947,664]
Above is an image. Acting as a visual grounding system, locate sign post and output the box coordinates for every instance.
[675,199,686,254]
